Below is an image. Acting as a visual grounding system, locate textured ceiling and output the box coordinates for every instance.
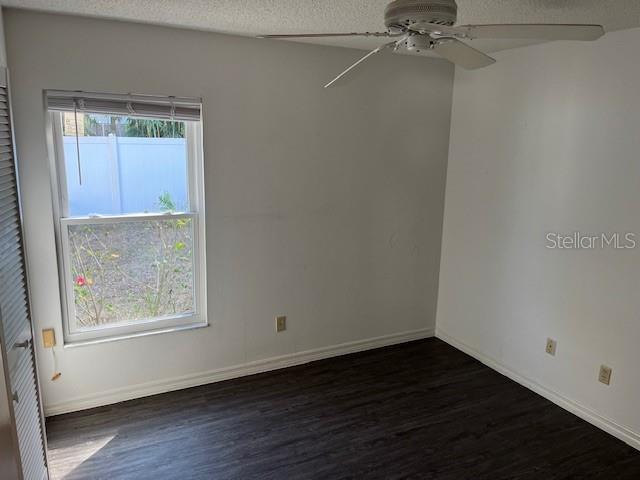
[3,0,640,53]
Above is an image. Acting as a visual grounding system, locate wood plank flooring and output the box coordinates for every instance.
[45,338,640,479]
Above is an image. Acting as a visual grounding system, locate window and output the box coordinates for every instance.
[47,91,206,343]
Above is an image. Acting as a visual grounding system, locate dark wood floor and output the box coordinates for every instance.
[46,338,640,479]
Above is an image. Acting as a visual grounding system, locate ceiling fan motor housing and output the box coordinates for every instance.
[385,0,458,33]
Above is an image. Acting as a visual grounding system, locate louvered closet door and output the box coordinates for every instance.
[0,68,48,479]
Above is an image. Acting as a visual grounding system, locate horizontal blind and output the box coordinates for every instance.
[46,90,202,121]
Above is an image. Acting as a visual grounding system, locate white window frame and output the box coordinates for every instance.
[48,111,207,345]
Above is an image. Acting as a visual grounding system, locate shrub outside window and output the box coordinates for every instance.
[47,91,207,344]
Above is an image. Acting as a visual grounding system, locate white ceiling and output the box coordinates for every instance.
[3,0,640,53]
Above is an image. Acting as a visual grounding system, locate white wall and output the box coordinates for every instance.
[437,28,640,448]
[0,9,6,67]
[4,10,453,415]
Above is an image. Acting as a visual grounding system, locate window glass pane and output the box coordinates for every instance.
[67,218,195,329]
[62,112,189,216]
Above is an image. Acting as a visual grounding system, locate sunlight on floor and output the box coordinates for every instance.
[48,433,116,480]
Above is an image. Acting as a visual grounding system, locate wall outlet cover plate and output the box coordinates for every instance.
[545,338,557,356]
[599,365,612,385]
[42,328,56,348]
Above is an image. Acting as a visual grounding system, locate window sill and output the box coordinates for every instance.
[63,322,209,349]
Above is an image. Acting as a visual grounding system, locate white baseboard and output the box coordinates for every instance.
[436,328,640,451]
[45,327,434,417]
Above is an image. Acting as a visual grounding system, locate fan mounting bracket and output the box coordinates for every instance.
[384,0,459,34]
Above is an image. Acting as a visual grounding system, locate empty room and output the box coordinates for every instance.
[1,1,639,478]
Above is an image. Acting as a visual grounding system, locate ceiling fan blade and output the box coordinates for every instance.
[457,24,605,41]
[324,41,397,88]
[433,38,496,70]
[407,23,460,36]
[258,32,395,39]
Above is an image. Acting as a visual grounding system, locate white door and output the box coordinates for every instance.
[0,67,48,480]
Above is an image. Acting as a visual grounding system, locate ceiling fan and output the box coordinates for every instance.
[258,0,605,88]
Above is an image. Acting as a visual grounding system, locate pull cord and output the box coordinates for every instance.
[73,99,83,185]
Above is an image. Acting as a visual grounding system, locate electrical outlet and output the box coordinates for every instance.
[276,316,286,333]
[545,338,557,356]
[42,329,56,348]
[599,365,612,386]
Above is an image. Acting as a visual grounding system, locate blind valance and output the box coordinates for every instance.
[45,90,202,121]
